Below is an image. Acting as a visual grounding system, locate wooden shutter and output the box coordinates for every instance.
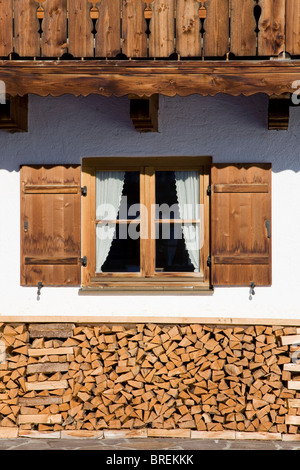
[211,163,271,286]
[21,164,82,286]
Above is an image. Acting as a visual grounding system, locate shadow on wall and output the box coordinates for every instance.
[0,93,300,173]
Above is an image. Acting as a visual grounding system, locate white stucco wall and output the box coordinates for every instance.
[0,92,300,320]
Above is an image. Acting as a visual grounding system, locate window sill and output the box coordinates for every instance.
[78,285,214,295]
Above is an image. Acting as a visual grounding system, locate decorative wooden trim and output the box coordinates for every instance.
[0,60,300,98]
[130,94,159,132]
[0,94,27,133]
[268,93,291,130]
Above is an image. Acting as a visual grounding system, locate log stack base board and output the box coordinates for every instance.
[0,321,300,440]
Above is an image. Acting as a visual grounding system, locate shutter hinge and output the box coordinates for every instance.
[207,185,211,196]
[207,255,211,267]
[81,186,87,197]
[81,256,87,267]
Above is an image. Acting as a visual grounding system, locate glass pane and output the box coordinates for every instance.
[97,223,140,273]
[118,171,140,220]
[155,223,199,273]
[155,171,200,220]
[155,171,180,219]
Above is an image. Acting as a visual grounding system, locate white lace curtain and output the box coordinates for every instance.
[175,171,200,272]
[95,170,200,274]
[96,171,125,273]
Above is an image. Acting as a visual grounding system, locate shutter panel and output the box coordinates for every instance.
[21,164,81,286]
[211,163,271,286]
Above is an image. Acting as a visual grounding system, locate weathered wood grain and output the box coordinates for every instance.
[14,0,40,57]
[286,0,300,55]
[176,0,201,57]
[230,0,257,56]
[41,0,67,57]
[21,165,81,287]
[95,0,121,57]
[0,0,13,56]
[149,0,174,57]
[68,0,94,57]
[203,0,229,57]
[258,0,285,56]
[211,164,272,286]
[122,0,147,58]
[29,323,74,338]
[0,60,299,98]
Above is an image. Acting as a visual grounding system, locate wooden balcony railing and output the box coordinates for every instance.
[0,0,299,61]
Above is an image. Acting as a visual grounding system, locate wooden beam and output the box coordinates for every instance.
[129,94,159,132]
[0,60,299,98]
[0,94,28,133]
[268,93,290,130]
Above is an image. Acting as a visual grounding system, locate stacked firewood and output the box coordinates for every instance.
[0,322,295,433]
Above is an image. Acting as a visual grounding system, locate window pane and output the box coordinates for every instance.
[118,171,140,220]
[155,171,180,219]
[97,223,140,273]
[155,223,199,273]
[96,171,140,221]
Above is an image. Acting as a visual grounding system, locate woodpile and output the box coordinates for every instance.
[0,322,297,436]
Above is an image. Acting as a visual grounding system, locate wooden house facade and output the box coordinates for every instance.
[0,0,300,441]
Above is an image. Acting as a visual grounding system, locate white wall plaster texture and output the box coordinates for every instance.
[0,93,300,319]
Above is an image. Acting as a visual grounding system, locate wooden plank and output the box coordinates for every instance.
[41,0,67,57]
[122,0,147,58]
[214,256,269,265]
[284,364,300,372]
[281,335,300,346]
[104,429,147,438]
[149,0,174,58]
[230,0,256,57]
[282,434,300,441]
[288,381,300,390]
[24,184,80,194]
[18,430,61,438]
[14,0,40,57]
[28,347,73,356]
[25,257,80,265]
[18,414,62,424]
[148,429,191,438]
[29,323,74,338]
[25,380,68,391]
[191,430,235,440]
[235,432,281,440]
[19,396,63,406]
[258,0,285,56]
[61,430,103,439]
[287,399,300,408]
[0,0,13,56]
[0,427,18,438]
[68,0,94,58]
[203,0,229,57]
[176,0,201,57]
[285,416,300,425]
[213,184,269,193]
[95,0,121,58]
[3,60,300,99]
[27,362,69,374]
[286,0,300,55]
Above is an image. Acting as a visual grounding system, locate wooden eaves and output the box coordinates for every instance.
[0,59,299,98]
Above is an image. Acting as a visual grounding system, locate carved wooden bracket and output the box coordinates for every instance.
[129,94,159,132]
[268,93,291,130]
[0,95,28,133]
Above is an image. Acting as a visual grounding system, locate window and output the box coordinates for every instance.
[20,160,272,292]
[81,157,211,291]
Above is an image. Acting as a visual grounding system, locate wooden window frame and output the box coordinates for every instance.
[81,157,212,292]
